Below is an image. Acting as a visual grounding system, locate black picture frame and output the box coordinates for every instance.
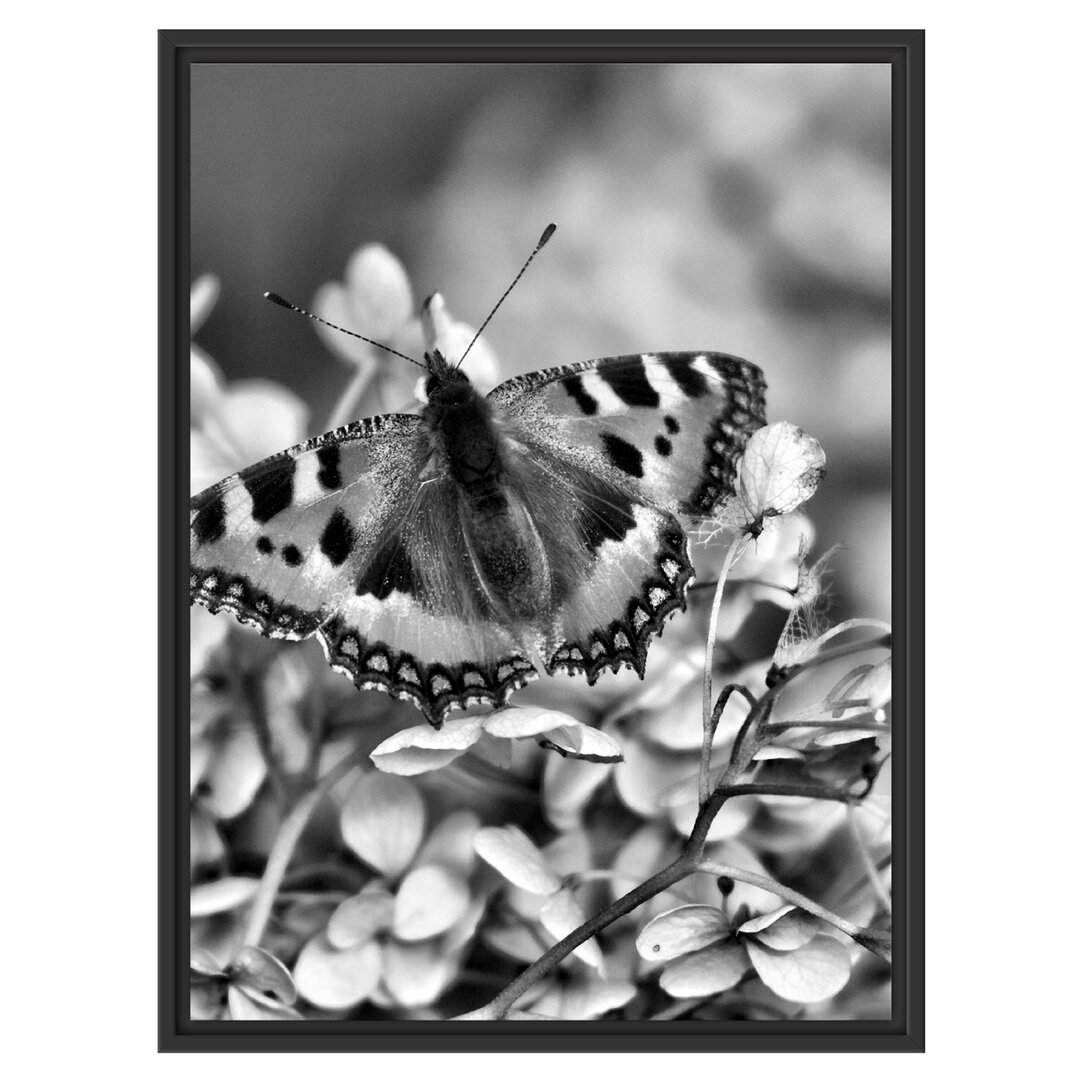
[160,28,924,1052]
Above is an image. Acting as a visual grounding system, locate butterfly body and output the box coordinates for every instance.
[191,350,767,724]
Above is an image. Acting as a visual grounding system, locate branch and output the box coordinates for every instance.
[458,857,693,1020]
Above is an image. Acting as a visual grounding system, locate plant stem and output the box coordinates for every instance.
[240,746,364,950]
[701,536,748,747]
[326,360,377,432]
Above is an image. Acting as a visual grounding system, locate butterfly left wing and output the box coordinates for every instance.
[190,415,429,640]
[190,415,539,724]
[488,352,766,683]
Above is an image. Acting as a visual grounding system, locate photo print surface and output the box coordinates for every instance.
[188,60,895,1023]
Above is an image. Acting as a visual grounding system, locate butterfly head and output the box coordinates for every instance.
[422,349,474,405]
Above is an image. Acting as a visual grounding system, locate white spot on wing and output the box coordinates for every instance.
[580,369,627,413]
[292,450,324,506]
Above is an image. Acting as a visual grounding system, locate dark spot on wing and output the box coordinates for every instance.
[244,455,296,524]
[577,485,636,556]
[192,495,226,546]
[562,373,598,415]
[655,435,673,456]
[599,357,660,407]
[256,536,275,555]
[316,444,342,490]
[319,508,355,567]
[357,538,416,599]
[282,544,303,567]
[662,356,709,398]
[600,432,644,479]
[664,415,680,434]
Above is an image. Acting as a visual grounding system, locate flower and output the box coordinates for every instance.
[292,775,485,1012]
[189,276,310,495]
[475,825,606,973]
[191,945,302,1020]
[636,900,852,1003]
[312,244,500,413]
[369,706,623,777]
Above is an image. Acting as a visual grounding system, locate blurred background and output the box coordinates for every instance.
[191,61,891,623]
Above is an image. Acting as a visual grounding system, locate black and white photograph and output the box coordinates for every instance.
[170,32,919,1045]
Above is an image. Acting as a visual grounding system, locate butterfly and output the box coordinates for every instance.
[190,270,766,728]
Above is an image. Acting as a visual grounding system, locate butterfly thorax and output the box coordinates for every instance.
[421,356,552,621]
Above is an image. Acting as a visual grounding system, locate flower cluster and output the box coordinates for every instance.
[188,246,892,1022]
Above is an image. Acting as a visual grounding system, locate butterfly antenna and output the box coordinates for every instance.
[264,292,426,369]
[455,222,557,369]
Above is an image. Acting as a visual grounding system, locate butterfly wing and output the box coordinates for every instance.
[488,351,766,519]
[488,352,766,682]
[190,415,537,724]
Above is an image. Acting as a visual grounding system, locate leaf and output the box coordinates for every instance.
[325,885,395,950]
[293,932,381,1010]
[659,941,751,997]
[229,945,297,1005]
[340,772,424,879]
[745,933,851,1003]
[474,826,560,895]
[369,716,484,775]
[190,876,260,918]
[636,905,731,961]
[736,422,826,523]
[539,890,603,969]
[739,906,820,951]
[393,865,471,941]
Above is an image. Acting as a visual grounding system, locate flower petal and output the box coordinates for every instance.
[343,244,414,341]
[201,727,267,821]
[190,274,220,332]
[382,938,460,1008]
[190,876,260,918]
[293,932,382,1010]
[659,941,751,997]
[227,984,302,1020]
[636,905,731,961]
[414,810,480,876]
[229,945,298,1005]
[370,716,484,775]
[539,890,603,969]
[213,380,310,466]
[474,825,560,895]
[393,865,471,942]
[743,907,821,952]
[669,790,755,843]
[736,422,826,522]
[482,706,580,739]
[326,885,395,949]
[560,976,637,1020]
[340,773,425,879]
[537,725,624,764]
[542,753,613,831]
[745,934,851,1003]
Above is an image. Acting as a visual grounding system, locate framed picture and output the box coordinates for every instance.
[161,29,924,1051]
